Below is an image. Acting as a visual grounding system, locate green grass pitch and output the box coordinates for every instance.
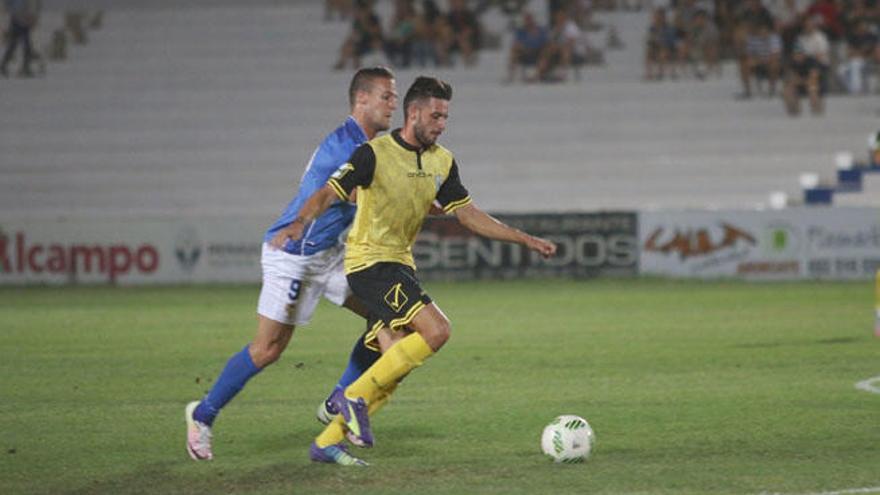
[1,279,878,495]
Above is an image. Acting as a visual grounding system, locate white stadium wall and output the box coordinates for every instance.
[1,208,878,285]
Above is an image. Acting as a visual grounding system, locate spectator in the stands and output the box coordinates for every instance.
[643,8,677,80]
[571,0,603,32]
[767,0,803,61]
[333,0,384,70]
[738,19,783,98]
[732,0,775,85]
[547,0,567,19]
[837,19,878,94]
[385,0,417,67]
[411,0,442,67]
[538,8,603,82]
[840,0,875,35]
[798,14,831,69]
[783,41,824,115]
[1,0,41,78]
[669,3,696,79]
[506,11,549,83]
[444,0,481,66]
[564,6,604,67]
[688,8,721,79]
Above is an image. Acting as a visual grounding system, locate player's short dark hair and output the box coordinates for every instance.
[349,66,395,107]
[403,76,453,117]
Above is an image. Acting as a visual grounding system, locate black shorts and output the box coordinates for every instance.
[347,262,432,349]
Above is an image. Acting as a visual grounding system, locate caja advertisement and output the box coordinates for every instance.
[640,208,880,280]
[414,212,639,280]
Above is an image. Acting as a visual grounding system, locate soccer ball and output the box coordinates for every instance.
[540,415,595,463]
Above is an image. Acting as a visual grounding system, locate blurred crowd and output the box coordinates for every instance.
[506,0,616,83]
[327,0,488,69]
[1,0,101,79]
[325,0,622,83]
[643,0,880,116]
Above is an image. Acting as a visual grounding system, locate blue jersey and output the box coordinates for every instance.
[264,116,367,255]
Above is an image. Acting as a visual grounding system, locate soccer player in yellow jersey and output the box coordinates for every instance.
[271,76,557,466]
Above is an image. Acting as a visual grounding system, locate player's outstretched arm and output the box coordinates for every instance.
[453,203,557,258]
[269,184,341,249]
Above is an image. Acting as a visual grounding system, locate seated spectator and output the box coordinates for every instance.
[837,19,878,94]
[783,42,825,115]
[1,0,41,78]
[432,14,455,66]
[445,0,481,66]
[570,0,603,32]
[688,9,721,79]
[738,20,783,98]
[732,0,775,78]
[411,0,443,67]
[769,0,802,62]
[798,15,831,71]
[643,8,677,80]
[734,0,775,31]
[384,0,417,67]
[840,0,874,36]
[669,0,700,76]
[333,0,384,70]
[506,11,549,83]
[539,8,604,82]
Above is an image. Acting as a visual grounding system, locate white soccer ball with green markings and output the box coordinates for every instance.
[540,414,595,463]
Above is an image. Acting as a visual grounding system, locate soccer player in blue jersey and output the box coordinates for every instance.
[185,67,399,461]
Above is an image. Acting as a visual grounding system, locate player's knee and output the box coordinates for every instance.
[422,318,451,350]
[249,342,283,368]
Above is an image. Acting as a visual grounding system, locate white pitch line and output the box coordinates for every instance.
[759,487,880,495]
[855,375,880,394]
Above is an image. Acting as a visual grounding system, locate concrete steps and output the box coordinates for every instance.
[1,0,877,220]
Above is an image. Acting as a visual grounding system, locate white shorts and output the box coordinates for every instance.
[257,243,350,326]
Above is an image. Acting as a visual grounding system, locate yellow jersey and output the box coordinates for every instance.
[327,130,471,273]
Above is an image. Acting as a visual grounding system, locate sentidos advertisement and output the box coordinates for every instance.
[414,212,639,280]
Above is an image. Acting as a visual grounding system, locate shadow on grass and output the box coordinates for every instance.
[61,460,398,495]
[733,336,864,349]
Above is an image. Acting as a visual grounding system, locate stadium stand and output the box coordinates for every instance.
[1,0,878,223]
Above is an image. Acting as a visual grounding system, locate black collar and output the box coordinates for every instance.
[392,128,425,152]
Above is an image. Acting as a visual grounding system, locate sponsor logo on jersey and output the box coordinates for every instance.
[383,282,409,312]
